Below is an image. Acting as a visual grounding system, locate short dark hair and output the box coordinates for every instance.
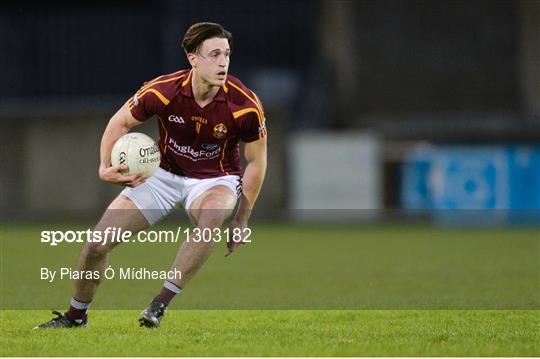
[182,22,232,54]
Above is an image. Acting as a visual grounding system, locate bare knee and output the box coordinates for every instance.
[190,186,236,227]
[197,205,232,229]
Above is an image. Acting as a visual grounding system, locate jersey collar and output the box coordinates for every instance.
[180,70,227,102]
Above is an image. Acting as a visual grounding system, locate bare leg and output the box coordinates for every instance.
[169,185,237,289]
[138,186,236,328]
[72,195,149,302]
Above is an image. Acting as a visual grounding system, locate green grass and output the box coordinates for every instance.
[2,223,539,309]
[1,223,539,355]
[1,309,539,356]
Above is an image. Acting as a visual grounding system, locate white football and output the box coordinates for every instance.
[111,132,160,177]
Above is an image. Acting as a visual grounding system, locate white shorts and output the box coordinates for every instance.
[121,167,241,225]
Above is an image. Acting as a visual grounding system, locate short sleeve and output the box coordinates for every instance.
[128,82,166,121]
[237,109,267,143]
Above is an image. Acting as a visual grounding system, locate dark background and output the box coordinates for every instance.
[1,0,539,219]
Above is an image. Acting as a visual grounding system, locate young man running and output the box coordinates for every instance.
[36,22,267,329]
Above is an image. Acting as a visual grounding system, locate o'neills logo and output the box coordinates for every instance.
[213,123,227,139]
[139,145,159,157]
[191,116,208,124]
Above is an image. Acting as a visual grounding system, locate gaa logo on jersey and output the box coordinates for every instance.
[213,123,228,139]
[168,115,185,124]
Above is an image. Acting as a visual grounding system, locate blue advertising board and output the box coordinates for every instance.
[402,145,540,225]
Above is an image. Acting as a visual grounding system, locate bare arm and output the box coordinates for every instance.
[98,101,146,187]
[236,136,267,221]
[225,136,267,256]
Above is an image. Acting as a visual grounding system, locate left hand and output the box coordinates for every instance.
[225,217,249,257]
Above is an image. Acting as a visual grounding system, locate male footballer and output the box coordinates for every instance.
[36,22,267,328]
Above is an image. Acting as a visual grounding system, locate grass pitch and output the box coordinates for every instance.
[1,222,539,356]
[1,309,539,356]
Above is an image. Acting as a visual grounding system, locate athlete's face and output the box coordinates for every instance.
[189,37,230,87]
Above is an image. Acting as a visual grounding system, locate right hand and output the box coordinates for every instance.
[99,164,146,187]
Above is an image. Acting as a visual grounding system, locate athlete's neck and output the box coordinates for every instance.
[191,71,220,108]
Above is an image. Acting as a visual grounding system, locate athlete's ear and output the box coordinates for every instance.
[187,52,197,68]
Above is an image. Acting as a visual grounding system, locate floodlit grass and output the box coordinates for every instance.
[1,223,539,355]
[2,223,538,309]
[1,309,538,356]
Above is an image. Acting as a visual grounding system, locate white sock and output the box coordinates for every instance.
[70,297,91,311]
[164,280,182,294]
